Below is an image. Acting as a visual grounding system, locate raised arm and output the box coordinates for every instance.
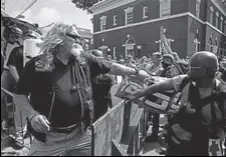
[108,62,150,81]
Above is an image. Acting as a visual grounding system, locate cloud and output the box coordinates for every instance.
[33,8,61,27]
[52,0,67,3]
[10,8,34,24]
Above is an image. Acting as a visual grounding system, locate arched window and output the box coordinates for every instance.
[194,30,200,53]
[123,34,136,58]
[125,39,135,57]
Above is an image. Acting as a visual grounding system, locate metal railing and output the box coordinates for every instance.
[1,87,30,150]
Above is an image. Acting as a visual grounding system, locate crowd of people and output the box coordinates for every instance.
[1,21,226,156]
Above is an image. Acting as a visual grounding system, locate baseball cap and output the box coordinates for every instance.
[152,52,162,59]
[163,54,174,61]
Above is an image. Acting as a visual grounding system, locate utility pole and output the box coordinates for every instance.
[1,0,5,13]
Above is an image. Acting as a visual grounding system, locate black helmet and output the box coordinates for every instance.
[90,49,104,59]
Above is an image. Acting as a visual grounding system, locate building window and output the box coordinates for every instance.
[213,38,219,54]
[143,6,148,19]
[100,16,107,31]
[216,12,219,29]
[195,0,201,18]
[210,6,214,25]
[160,0,171,18]
[113,47,117,59]
[125,7,134,25]
[224,20,226,33]
[113,15,117,26]
[194,30,200,53]
[208,37,213,52]
[220,17,223,31]
[194,38,200,53]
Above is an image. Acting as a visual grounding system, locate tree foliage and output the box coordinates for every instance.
[71,0,103,13]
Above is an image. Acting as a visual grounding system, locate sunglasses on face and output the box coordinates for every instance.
[66,33,81,42]
[25,35,36,39]
[188,66,204,73]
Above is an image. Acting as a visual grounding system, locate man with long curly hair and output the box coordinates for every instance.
[13,22,149,156]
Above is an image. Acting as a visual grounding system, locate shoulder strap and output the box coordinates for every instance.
[199,80,223,107]
[179,76,190,92]
[173,62,184,74]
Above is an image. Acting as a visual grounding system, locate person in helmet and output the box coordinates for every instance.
[5,30,37,146]
[126,51,226,156]
[90,50,115,120]
[145,54,175,143]
[147,52,163,76]
[1,26,23,132]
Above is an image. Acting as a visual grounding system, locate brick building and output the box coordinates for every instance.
[90,0,226,59]
[77,27,93,50]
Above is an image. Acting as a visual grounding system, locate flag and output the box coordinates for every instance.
[160,26,173,55]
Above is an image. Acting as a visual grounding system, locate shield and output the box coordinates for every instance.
[115,77,182,114]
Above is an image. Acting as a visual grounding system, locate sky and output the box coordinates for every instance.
[5,0,93,32]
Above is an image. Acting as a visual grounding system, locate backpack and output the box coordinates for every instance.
[167,77,226,155]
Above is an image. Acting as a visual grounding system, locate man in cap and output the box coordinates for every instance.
[145,53,175,142]
[161,54,175,77]
[1,26,22,131]
[126,51,226,156]
[13,22,149,156]
[147,52,163,76]
[138,56,148,71]
[7,30,37,83]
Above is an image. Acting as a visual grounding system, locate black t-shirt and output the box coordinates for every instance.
[7,45,24,76]
[15,52,112,127]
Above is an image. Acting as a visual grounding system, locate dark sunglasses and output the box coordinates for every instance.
[66,33,80,41]
[25,35,36,39]
[188,66,203,71]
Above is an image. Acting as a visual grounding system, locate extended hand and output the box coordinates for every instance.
[30,115,51,133]
[137,70,150,81]
[123,94,137,102]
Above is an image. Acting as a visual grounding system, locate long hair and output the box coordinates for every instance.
[40,22,76,71]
